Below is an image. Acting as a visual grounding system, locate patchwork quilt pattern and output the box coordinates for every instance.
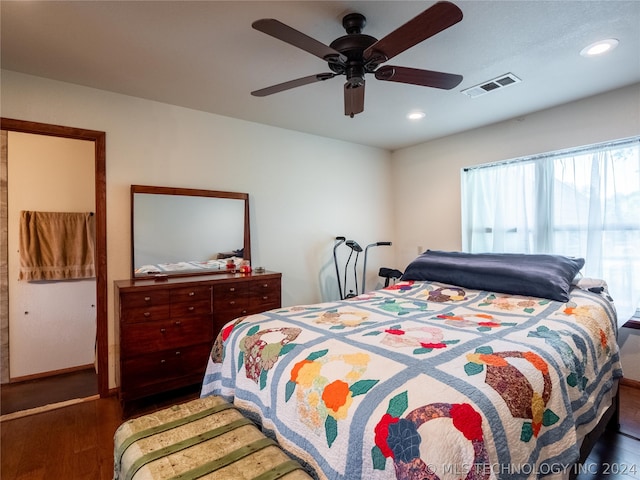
[201,280,622,480]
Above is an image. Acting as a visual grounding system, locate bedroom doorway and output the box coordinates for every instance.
[0,118,108,405]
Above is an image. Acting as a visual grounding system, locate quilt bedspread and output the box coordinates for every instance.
[201,280,623,480]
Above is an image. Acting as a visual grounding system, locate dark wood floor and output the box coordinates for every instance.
[560,383,640,480]
[1,384,638,480]
[578,429,640,479]
[1,368,98,415]
[619,381,640,439]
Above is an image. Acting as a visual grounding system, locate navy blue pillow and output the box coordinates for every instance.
[401,250,585,302]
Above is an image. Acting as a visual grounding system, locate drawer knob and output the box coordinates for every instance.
[144,296,151,302]
[262,284,269,288]
[188,306,195,311]
[229,287,236,292]
[160,328,166,334]
[175,321,181,326]
[160,359,166,364]
[262,296,268,300]
[189,291,195,296]
[175,351,181,355]
[143,312,151,317]
[229,301,236,306]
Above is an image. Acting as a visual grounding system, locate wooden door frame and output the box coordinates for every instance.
[1,118,108,398]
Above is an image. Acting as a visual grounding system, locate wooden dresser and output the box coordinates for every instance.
[115,271,281,413]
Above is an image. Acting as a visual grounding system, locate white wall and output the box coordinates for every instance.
[391,82,640,380]
[3,69,637,386]
[1,70,394,389]
[7,132,96,378]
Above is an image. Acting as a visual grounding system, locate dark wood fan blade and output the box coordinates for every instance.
[253,19,347,64]
[363,1,463,64]
[375,65,462,90]
[251,73,336,97]
[344,81,365,118]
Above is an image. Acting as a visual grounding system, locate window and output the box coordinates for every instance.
[462,137,640,327]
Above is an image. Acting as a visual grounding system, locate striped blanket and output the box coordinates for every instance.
[113,395,312,480]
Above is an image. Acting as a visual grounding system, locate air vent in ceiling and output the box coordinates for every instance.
[461,73,521,98]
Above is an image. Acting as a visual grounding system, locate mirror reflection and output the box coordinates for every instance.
[131,185,250,278]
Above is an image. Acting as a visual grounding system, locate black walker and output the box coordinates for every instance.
[333,236,400,299]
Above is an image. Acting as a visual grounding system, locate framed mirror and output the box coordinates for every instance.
[131,185,250,278]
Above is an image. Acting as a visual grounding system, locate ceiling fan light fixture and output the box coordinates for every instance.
[580,38,619,57]
[407,111,426,120]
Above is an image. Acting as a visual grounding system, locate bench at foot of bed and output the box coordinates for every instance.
[113,395,313,480]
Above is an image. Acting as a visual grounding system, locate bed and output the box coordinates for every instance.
[200,251,623,480]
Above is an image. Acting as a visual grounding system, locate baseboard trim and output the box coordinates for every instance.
[0,394,100,422]
[8,364,95,384]
[620,377,640,390]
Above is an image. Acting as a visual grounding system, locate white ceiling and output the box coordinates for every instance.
[2,1,639,151]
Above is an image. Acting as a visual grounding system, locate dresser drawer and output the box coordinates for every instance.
[171,285,212,316]
[214,282,249,298]
[248,297,280,312]
[121,343,211,392]
[120,290,170,309]
[170,299,212,317]
[249,278,281,296]
[214,307,250,325]
[120,316,213,357]
[121,304,171,324]
[249,278,281,310]
[213,282,249,310]
[171,285,212,304]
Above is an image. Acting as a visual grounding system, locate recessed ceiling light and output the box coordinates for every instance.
[407,111,426,120]
[580,38,619,57]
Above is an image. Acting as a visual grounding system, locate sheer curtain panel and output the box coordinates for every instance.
[462,137,640,326]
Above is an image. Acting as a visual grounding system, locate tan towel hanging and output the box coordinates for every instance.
[18,211,96,281]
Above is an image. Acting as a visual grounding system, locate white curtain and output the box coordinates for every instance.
[462,138,640,325]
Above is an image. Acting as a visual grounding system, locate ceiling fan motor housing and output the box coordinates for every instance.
[328,13,378,85]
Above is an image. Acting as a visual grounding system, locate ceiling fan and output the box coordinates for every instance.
[251,1,464,118]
